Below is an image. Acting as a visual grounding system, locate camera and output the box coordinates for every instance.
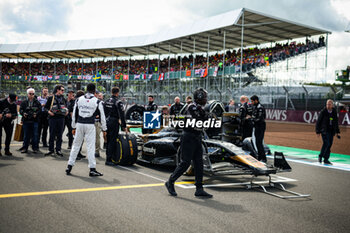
[1,108,10,122]
[52,107,67,116]
[25,109,35,120]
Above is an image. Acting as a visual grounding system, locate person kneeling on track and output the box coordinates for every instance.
[165,88,213,198]
[65,84,107,177]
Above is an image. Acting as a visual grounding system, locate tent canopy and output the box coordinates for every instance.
[0,8,331,59]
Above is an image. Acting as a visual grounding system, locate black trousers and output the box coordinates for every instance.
[320,131,334,162]
[48,117,65,152]
[106,118,120,162]
[65,117,73,147]
[38,113,49,145]
[254,124,266,161]
[241,120,253,140]
[170,132,203,188]
[23,121,39,150]
[0,121,14,151]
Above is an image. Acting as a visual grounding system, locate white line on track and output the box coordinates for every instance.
[119,165,166,182]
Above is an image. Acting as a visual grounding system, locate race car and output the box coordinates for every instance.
[130,99,291,176]
[136,127,291,177]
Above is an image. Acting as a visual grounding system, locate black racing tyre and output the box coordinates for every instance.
[125,105,145,121]
[112,132,139,166]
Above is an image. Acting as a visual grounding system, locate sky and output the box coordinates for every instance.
[0,0,349,82]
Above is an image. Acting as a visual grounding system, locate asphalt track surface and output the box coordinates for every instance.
[1,135,350,233]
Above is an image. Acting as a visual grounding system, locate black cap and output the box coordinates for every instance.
[9,94,17,101]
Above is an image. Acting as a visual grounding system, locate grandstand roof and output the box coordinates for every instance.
[0,8,331,59]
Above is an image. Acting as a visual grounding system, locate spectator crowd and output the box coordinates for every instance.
[1,37,325,77]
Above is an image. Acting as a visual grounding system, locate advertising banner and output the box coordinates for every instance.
[265,109,349,126]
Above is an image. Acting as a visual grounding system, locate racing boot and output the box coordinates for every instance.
[195,187,213,198]
[89,168,103,177]
[66,165,73,175]
[5,150,12,156]
[165,181,177,196]
[324,160,333,165]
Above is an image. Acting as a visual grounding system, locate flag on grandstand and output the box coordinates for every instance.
[186,70,191,77]
[195,69,201,76]
[77,76,82,80]
[48,76,53,80]
[4,75,10,80]
[42,76,47,81]
[93,74,101,82]
[55,76,60,80]
[200,68,208,78]
[158,73,164,81]
[134,75,140,80]
[166,73,169,79]
[213,67,218,77]
[24,76,32,81]
[123,74,129,80]
[142,74,147,80]
[148,74,153,80]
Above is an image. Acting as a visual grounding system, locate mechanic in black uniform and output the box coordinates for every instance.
[0,94,18,156]
[65,90,75,149]
[165,88,213,198]
[250,95,266,162]
[104,87,127,166]
[146,95,157,112]
[142,95,158,134]
[169,96,184,116]
[238,95,253,140]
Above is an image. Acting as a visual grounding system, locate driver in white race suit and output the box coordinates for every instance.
[66,83,107,177]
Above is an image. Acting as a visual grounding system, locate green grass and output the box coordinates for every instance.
[268,145,350,165]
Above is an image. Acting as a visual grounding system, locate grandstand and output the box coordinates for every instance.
[0,8,331,107]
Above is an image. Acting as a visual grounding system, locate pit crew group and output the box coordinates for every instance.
[0,85,339,198]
